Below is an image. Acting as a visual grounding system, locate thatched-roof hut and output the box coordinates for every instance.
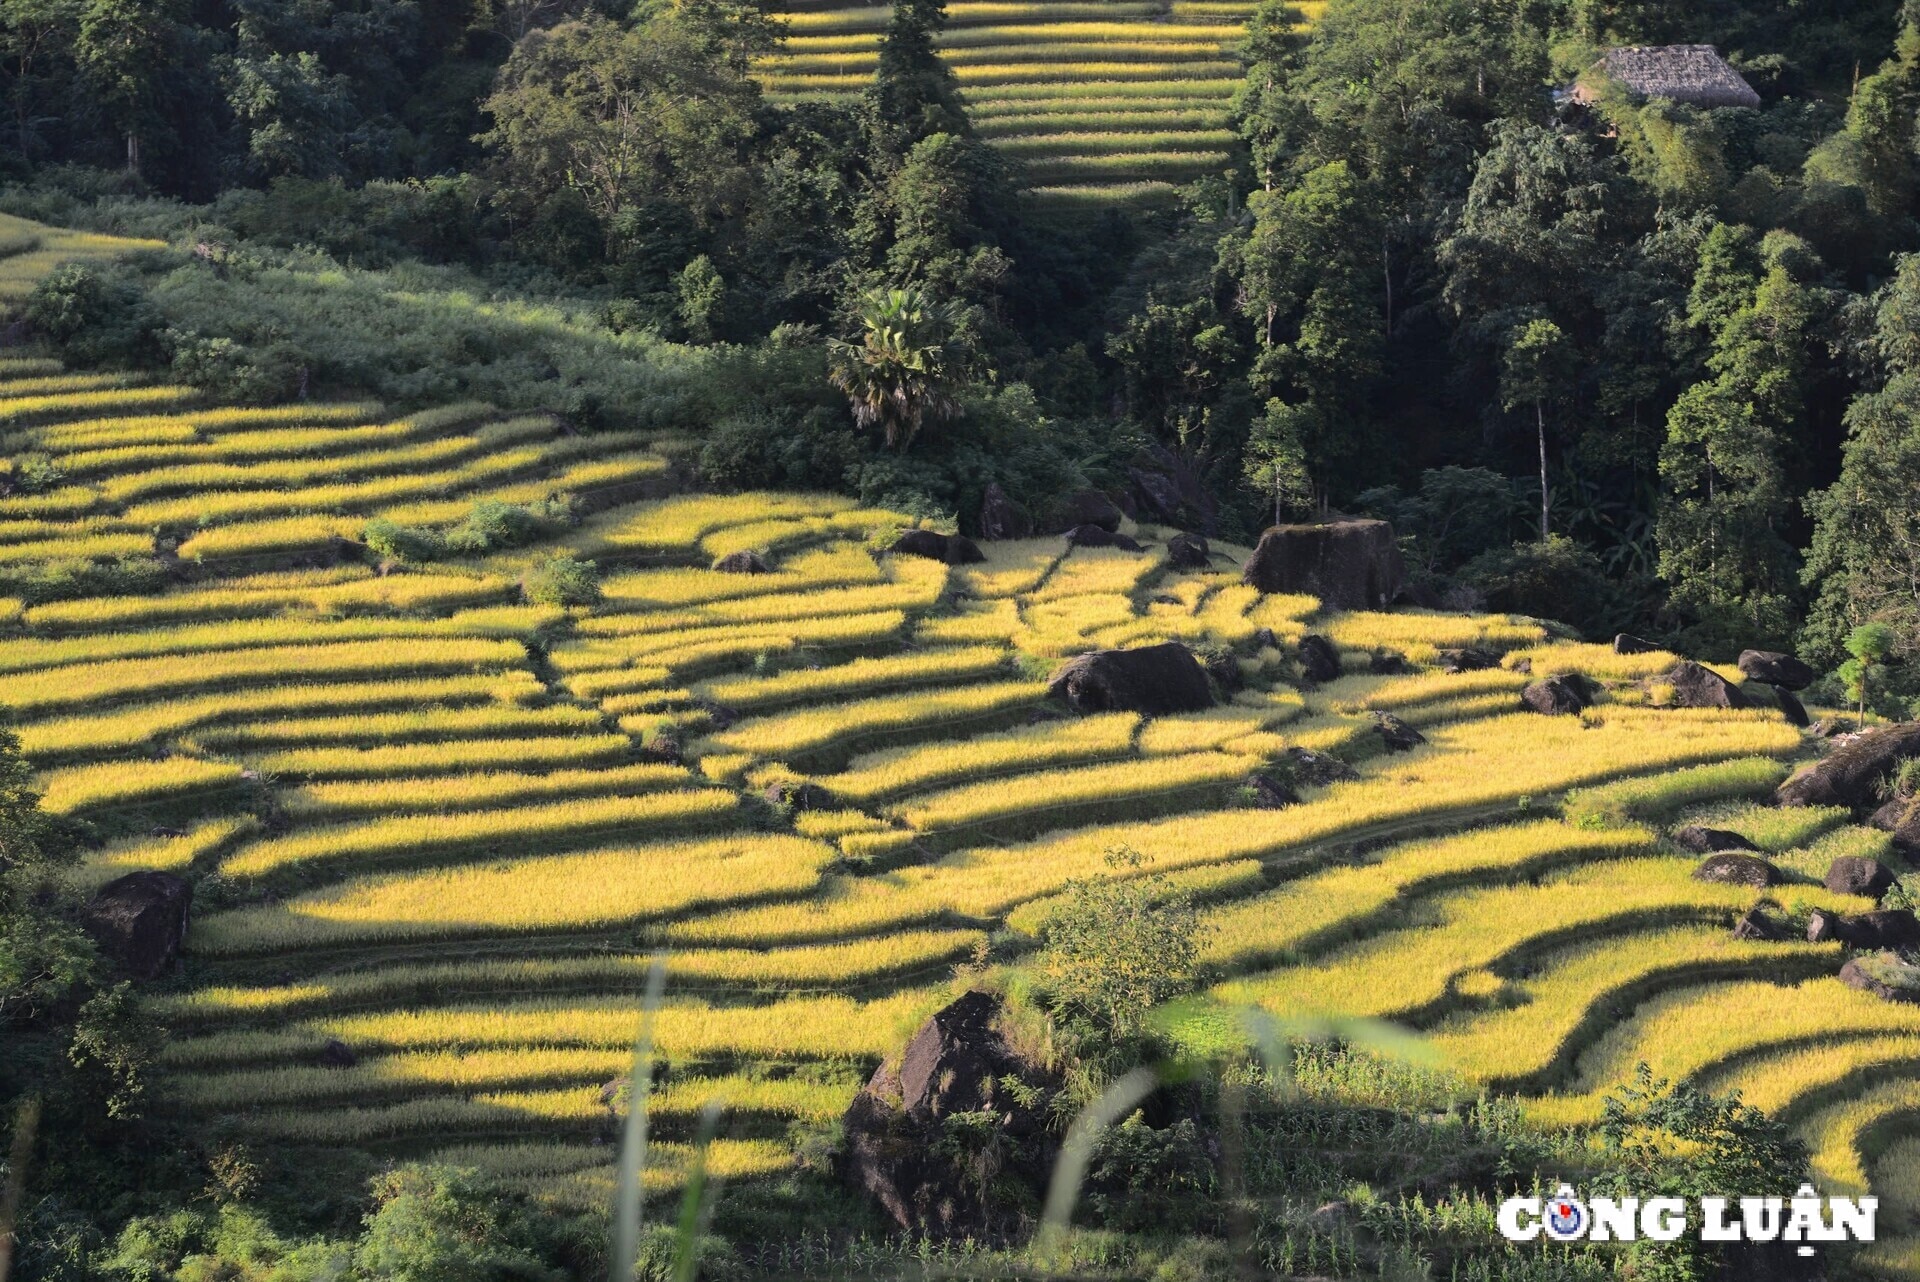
[1569,44,1761,109]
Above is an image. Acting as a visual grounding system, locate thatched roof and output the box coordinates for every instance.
[1570,45,1761,109]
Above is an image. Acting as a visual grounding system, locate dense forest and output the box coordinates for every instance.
[10,0,1920,1275]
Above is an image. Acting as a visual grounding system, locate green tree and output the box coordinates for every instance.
[1037,846,1208,1044]
[1243,397,1313,525]
[827,284,962,450]
[1656,227,1816,651]
[1222,159,1382,494]
[1804,254,1920,668]
[1500,317,1573,543]
[1839,622,1897,723]
[865,0,967,158]
[480,11,760,248]
[72,0,181,173]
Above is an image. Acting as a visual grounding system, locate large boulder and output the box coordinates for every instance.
[977,483,1032,541]
[1672,826,1760,855]
[1656,661,1749,710]
[1241,519,1405,611]
[890,529,986,566]
[1065,524,1143,552]
[1438,647,1500,674]
[82,872,191,980]
[1738,650,1816,691]
[1871,796,1920,857]
[1774,688,1810,729]
[1295,634,1342,684]
[1779,721,1920,808]
[1059,490,1123,534]
[1165,531,1210,570]
[1522,676,1587,716]
[1129,468,1184,525]
[1810,908,1920,948]
[1840,953,1920,1004]
[1825,856,1895,900]
[841,991,1054,1235]
[711,550,771,575]
[1614,634,1661,655]
[1732,905,1785,940]
[1048,642,1214,716]
[1692,852,1779,888]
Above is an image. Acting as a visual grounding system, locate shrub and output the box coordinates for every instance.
[524,555,601,606]
[1038,845,1209,1043]
[1461,535,1619,639]
[24,262,157,365]
[362,518,448,563]
[164,330,306,404]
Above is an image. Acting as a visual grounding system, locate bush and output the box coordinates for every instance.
[1461,536,1620,639]
[164,330,305,404]
[362,519,448,563]
[25,263,158,365]
[443,499,565,555]
[0,557,169,605]
[524,555,601,606]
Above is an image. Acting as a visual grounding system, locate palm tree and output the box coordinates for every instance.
[827,285,962,450]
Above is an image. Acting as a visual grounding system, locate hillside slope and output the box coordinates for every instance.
[759,0,1325,207]
[4,355,1919,1271]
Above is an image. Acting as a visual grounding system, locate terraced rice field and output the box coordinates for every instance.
[758,1,1326,207]
[3,349,1917,1261]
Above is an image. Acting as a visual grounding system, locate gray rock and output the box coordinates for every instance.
[1692,852,1778,888]
[977,483,1032,541]
[1825,855,1895,900]
[1373,713,1425,753]
[1737,650,1816,691]
[1244,772,1297,809]
[1296,634,1341,684]
[82,872,192,980]
[1059,490,1123,534]
[1614,633,1660,655]
[1241,519,1405,611]
[1522,676,1587,716]
[1672,826,1760,854]
[1048,643,1214,716]
[1165,531,1210,570]
[712,550,772,575]
[1775,687,1810,728]
[1779,721,1920,808]
[1438,647,1500,673]
[1658,661,1749,710]
[889,529,987,565]
[1065,523,1142,551]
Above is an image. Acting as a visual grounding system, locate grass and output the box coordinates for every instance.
[255,734,634,780]
[19,675,547,760]
[891,749,1254,838]
[0,607,559,674]
[699,679,1048,766]
[153,929,984,1024]
[162,990,940,1066]
[196,832,836,953]
[697,647,1008,712]
[0,638,524,716]
[280,763,692,819]
[816,712,1141,804]
[1563,757,1792,827]
[35,756,249,815]
[21,571,509,631]
[1524,978,1920,1129]
[69,816,259,891]
[219,789,743,879]
[1214,856,1846,1023]
[1425,925,1829,1091]
[1200,820,1655,971]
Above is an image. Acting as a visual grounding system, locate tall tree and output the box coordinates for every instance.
[1803,252,1920,666]
[828,284,963,449]
[865,0,966,159]
[1501,317,1574,542]
[480,11,761,248]
[1656,226,1818,651]
[72,0,181,173]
